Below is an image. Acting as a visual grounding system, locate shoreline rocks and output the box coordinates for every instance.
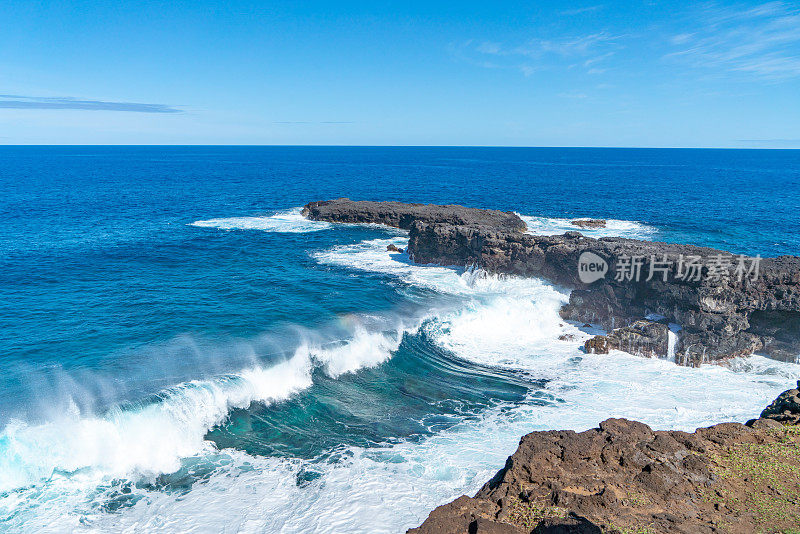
[408,385,800,534]
[300,199,800,532]
[303,199,800,365]
[760,380,800,425]
[584,320,671,359]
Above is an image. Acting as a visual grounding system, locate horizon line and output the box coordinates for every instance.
[0,144,799,150]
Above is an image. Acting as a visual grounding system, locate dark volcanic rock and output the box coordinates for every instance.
[302,198,526,232]
[583,336,608,354]
[304,199,800,363]
[410,386,800,533]
[406,220,800,363]
[584,320,671,359]
[387,244,404,253]
[570,219,606,229]
[761,380,800,425]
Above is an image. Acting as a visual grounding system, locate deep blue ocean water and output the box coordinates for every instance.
[0,146,799,532]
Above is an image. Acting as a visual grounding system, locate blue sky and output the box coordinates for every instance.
[1,1,799,146]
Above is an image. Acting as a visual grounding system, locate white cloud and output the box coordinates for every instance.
[665,2,800,79]
[558,91,589,99]
[457,32,623,76]
[559,5,605,16]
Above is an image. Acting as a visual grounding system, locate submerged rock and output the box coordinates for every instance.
[570,219,606,229]
[585,320,675,360]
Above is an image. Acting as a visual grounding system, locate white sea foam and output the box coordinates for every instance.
[38,352,798,534]
[518,213,657,239]
[0,353,313,495]
[314,237,559,299]
[3,235,798,533]
[0,322,411,532]
[309,325,409,378]
[191,207,332,233]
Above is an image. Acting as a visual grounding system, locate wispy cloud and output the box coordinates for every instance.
[518,32,622,58]
[0,95,182,113]
[559,5,605,16]
[454,32,623,76]
[558,91,589,99]
[665,2,800,79]
[273,121,354,124]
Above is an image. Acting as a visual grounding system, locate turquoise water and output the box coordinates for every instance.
[0,146,799,532]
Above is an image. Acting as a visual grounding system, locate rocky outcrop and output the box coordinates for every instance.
[571,219,606,229]
[409,386,800,534]
[303,199,800,364]
[761,380,800,425]
[410,226,800,364]
[302,198,526,232]
[584,320,670,359]
[406,226,800,363]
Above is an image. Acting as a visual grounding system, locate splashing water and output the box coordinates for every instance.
[518,213,658,239]
[667,330,678,362]
[191,207,332,233]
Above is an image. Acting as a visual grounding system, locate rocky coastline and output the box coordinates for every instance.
[408,383,800,534]
[303,199,800,365]
[302,199,800,532]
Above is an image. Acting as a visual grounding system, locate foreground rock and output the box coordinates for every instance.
[761,380,800,425]
[409,385,800,534]
[303,199,800,364]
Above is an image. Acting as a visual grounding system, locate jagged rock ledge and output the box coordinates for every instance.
[302,199,526,232]
[303,198,800,365]
[407,382,800,534]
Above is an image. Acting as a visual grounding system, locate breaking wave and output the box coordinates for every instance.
[3,233,798,533]
[518,213,658,239]
[0,320,414,530]
[191,207,332,233]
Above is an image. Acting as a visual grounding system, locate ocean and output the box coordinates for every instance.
[0,146,799,532]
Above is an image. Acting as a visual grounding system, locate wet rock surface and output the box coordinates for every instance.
[570,219,606,229]
[409,386,800,534]
[584,320,670,359]
[304,199,800,364]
